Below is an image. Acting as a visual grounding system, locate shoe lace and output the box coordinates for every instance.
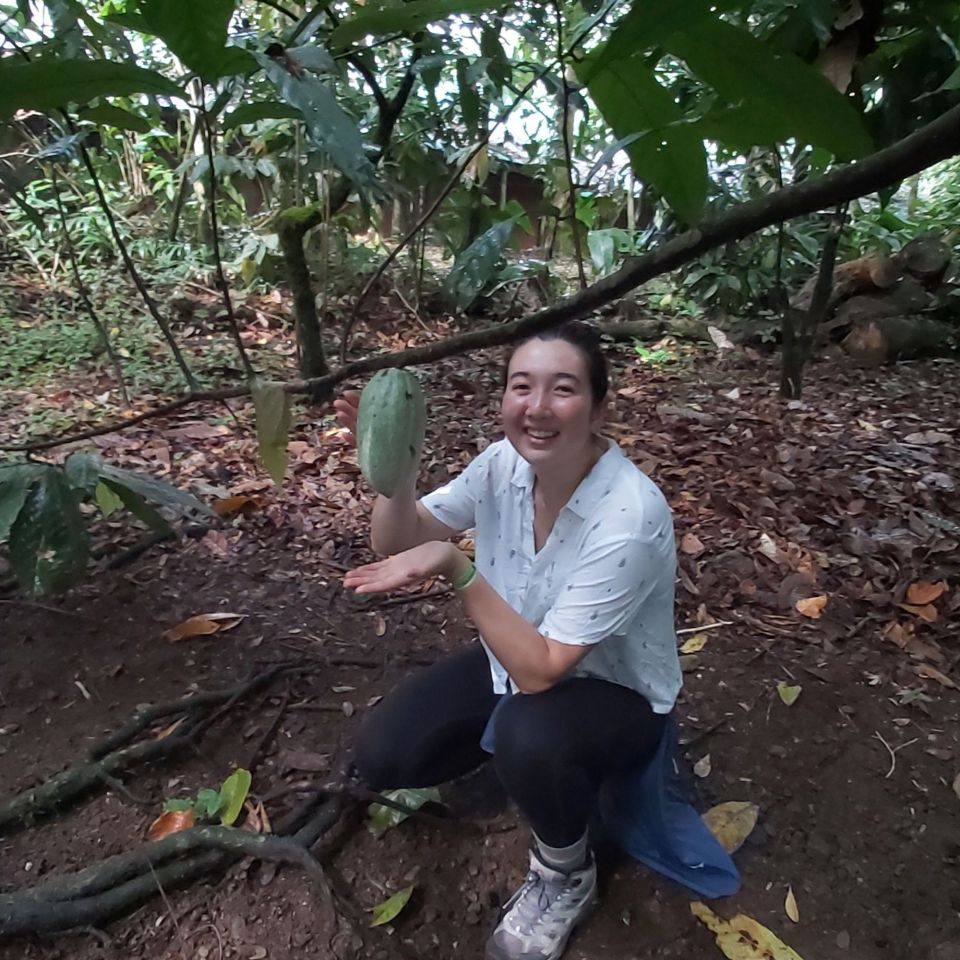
[509,869,581,937]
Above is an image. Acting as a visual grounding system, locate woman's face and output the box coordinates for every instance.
[500,338,602,467]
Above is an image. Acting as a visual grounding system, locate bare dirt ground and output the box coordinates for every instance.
[2,339,959,960]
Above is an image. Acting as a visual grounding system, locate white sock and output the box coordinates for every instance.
[534,831,589,873]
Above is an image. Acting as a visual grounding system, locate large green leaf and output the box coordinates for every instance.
[693,101,795,152]
[446,218,517,310]
[0,59,183,117]
[330,0,504,49]
[100,466,212,519]
[64,451,103,494]
[252,380,292,486]
[257,55,379,197]
[78,102,152,133]
[578,53,707,225]
[100,478,171,532]
[222,100,301,130]
[8,467,89,596]
[456,58,482,132]
[140,0,253,78]
[665,19,872,160]
[480,24,509,94]
[581,0,734,82]
[0,463,45,543]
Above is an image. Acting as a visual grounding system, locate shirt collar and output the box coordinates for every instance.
[510,436,623,518]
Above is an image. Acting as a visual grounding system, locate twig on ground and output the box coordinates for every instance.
[321,781,453,827]
[679,719,728,748]
[372,586,453,609]
[873,731,919,779]
[147,861,191,960]
[187,923,225,960]
[96,772,154,807]
[0,599,90,619]
[246,690,291,772]
[676,620,733,636]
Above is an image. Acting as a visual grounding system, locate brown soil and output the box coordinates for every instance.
[2,349,959,960]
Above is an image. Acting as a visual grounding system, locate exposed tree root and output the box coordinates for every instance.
[0,813,340,937]
[0,664,301,834]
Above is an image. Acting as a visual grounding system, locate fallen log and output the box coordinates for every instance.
[842,314,958,364]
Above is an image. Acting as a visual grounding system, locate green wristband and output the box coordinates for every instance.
[453,558,478,590]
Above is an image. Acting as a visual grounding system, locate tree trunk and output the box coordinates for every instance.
[779,206,846,399]
[278,212,330,398]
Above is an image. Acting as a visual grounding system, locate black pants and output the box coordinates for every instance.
[354,645,667,847]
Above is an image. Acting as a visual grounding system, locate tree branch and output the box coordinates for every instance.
[50,167,131,407]
[199,98,256,379]
[6,100,960,454]
[339,0,625,358]
[348,53,389,116]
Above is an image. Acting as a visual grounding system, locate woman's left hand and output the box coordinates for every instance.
[342,541,458,595]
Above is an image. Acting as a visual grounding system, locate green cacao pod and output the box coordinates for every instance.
[356,369,427,497]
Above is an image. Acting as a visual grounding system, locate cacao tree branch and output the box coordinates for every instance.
[74,133,199,391]
[780,203,848,398]
[339,0,626,358]
[199,98,256,379]
[49,167,131,407]
[556,2,586,289]
[349,52,390,115]
[6,100,960,454]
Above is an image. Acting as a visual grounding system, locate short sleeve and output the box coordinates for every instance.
[419,443,497,532]
[539,534,670,647]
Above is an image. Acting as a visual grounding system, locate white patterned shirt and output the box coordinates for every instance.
[420,437,682,713]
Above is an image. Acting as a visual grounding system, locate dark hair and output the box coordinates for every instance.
[503,321,609,405]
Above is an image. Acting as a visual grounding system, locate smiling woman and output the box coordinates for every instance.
[335,321,738,960]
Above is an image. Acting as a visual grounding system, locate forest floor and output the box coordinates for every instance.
[1,301,960,960]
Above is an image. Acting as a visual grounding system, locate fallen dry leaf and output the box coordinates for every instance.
[906,580,947,605]
[777,682,802,706]
[795,596,828,619]
[914,664,956,688]
[680,633,709,654]
[883,622,912,649]
[152,717,187,740]
[899,603,939,623]
[147,809,195,841]
[785,886,800,923]
[702,801,759,854]
[691,902,805,960]
[213,494,262,516]
[681,532,706,557]
[243,799,272,834]
[164,612,246,642]
[757,533,783,563]
[708,326,736,351]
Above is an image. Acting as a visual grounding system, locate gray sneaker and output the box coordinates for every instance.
[485,850,598,960]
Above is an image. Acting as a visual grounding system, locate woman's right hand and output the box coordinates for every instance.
[332,389,361,446]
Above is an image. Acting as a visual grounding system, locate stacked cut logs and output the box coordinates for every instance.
[791,234,959,364]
